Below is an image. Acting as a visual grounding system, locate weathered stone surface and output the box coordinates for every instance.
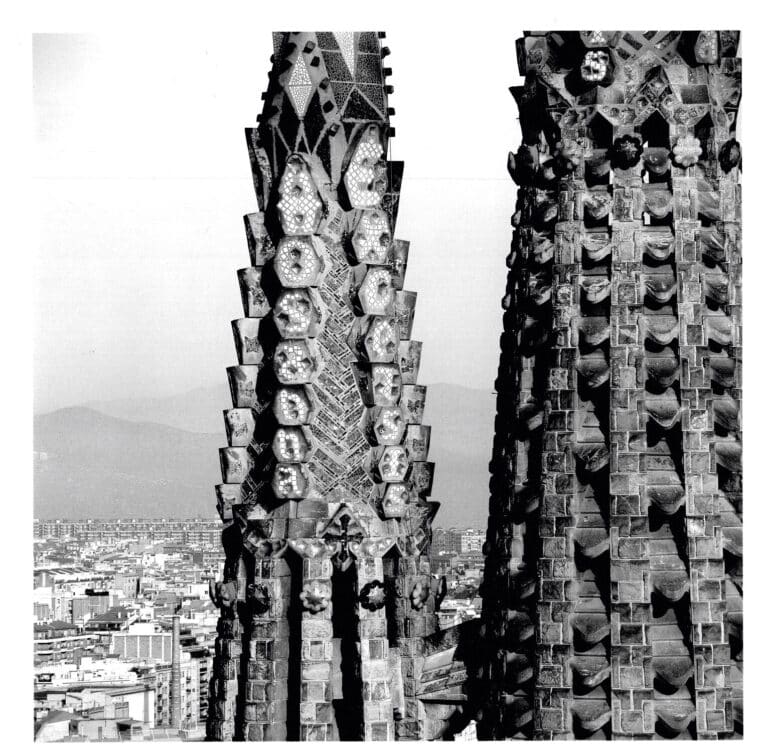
[478,30,742,742]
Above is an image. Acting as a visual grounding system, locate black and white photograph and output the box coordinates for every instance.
[11,0,760,747]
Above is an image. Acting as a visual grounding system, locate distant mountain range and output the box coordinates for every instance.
[34,383,497,527]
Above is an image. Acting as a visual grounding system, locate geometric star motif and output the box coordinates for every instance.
[588,31,607,46]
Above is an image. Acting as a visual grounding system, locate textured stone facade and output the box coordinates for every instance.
[479,31,742,740]
[206,32,440,742]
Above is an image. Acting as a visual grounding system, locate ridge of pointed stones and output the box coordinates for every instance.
[572,527,610,558]
[356,266,395,316]
[643,315,679,345]
[360,406,406,446]
[272,426,314,464]
[273,339,321,385]
[344,124,387,209]
[653,656,694,688]
[645,485,686,515]
[273,288,324,339]
[351,209,392,264]
[645,388,681,428]
[645,356,680,388]
[504,611,534,643]
[655,703,696,734]
[580,277,611,303]
[502,652,533,685]
[380,482,409,518]
[576,354,610,389]
[276,155,324,236]
[572,700,612,732]
[713,395,740,432]
[365,445,409,484]
[272,385,316,425]
[274,237,325,288]
[271,461,310,499]
[578,317,611,346]
[571,657,611,689]
[571,613,610,645]
[351,315,399,362]
[641,230,675,261]
[643,274,677,304]
[237,268,270,318]
[652,572,690,603]
[572,444,610,474]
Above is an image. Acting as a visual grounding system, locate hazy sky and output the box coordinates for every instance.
[33,26,523,412]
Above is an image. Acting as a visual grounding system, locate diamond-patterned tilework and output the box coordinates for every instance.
[316,32,338,50]
[308,241,372,500]
[272,32,286,57]
[343,88,383,121]
[322,51,352,83]
[329,81,354,112]
[334,32,356,77]
[359,84,385,113]
[287,55,313,117]
[303,92,326,151]
[357,32,379,53]
[356,53,383,84]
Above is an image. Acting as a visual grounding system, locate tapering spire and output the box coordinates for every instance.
[206,31,441,742]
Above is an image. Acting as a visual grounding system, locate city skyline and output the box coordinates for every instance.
[33,516,486,740]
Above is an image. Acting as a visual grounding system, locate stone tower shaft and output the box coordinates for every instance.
[479,31,742,740]
[206,31,440,742]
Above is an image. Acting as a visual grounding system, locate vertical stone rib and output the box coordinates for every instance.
[676,49,742,737]
[535,206,579,739]
[356,554,394,740]
[239,550,291,741]
[299,555,335,740]
[609,149,654,739]
[480,178,548,736]
[565,127,612,739]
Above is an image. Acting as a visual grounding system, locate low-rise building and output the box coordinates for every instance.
[34,623,99,665]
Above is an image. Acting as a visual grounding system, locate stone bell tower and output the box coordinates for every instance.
[206,32,440,742]
[479,31,742,740]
